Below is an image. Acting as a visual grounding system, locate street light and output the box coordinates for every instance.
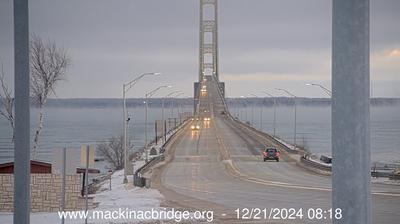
[145,85,171,162]
[306,83,332,96]
[240,96,248,122]
[232,97,241,119]
[162,91,183,122]
[275,88,297,150]
[171,92,184,119]
[162,90,183,143]
[122,72,160,184]
[262,91,277,137]
[248,94,258,128]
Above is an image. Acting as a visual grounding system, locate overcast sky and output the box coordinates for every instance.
[1,0,399,98]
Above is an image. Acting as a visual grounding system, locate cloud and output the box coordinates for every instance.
[1,0,399,97]
[223,72,327,82]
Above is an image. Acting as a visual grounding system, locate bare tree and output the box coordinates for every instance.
[30,34,70,159]
[97,135,133,170]
[0,63,15,141]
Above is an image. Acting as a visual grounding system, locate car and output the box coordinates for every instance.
[191,123,200,130]
[263,148,280,162]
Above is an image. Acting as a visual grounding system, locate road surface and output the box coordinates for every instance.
[154,79,400,223]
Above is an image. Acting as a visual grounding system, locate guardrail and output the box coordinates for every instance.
[210,75,231,117]
[229,117,306,155]
[300,155,331,172]
[133,118,190,187]
[134,155,165,187]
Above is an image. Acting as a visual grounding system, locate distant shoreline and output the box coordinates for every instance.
[32,97,400,108]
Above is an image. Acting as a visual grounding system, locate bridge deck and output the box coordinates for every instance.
[156,79,400,223]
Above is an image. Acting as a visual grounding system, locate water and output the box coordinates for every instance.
[230,105,400,164]
[0,106,191,172]
[0,105,399,166]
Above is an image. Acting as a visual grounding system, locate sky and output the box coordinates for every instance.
[0,0,399,98]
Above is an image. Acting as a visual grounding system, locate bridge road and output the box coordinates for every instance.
[157,79,400,223]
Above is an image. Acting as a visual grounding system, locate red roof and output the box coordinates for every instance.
[0,160,52,174]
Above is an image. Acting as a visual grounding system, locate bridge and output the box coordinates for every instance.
[148,74,400,223]
[9,0,399,223]
[146,0,400,223]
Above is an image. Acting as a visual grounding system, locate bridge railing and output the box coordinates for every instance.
[133,117,191,187]
[210,74,232,118]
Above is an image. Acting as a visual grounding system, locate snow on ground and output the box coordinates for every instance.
[0,125,186,224]
[273,137,300,151]
[95,169,163,210]
[371,177,400,185]
[0,122,193,223]
[0,168,164,224]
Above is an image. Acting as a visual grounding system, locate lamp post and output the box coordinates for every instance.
[249,94,259,129]
[172,92,185,117]
[306,83,332,97]
[145,85,171,162]
[240,96,248,122]
[262,91,277,137]
[162,90,183,143]
[122,72,160,184]
[233,97,241,119]
[276,88,297,149]
[171,92,184,119]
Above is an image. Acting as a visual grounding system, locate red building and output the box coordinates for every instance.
[0,160,52,174]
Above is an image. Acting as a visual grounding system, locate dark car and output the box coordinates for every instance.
[263,148,280,162]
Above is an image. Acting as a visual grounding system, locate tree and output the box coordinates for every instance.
[97,135,132,170]
[30,34,70,159]
[0,63,15,142]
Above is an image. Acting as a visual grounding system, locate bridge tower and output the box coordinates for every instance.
[194,0,225,112]
[198,0,219,81]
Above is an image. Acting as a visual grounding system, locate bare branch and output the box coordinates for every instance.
[29,34,70,158]
[0,63,15,142]
[97,135,133,170]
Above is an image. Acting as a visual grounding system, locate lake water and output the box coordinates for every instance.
[0,106,191,170]
[230,105,400,164]
[0,105,399,167]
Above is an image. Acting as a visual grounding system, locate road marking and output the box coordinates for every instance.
[165,183,216,194]
[214,126,400,197]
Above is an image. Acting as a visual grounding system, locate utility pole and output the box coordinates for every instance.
[122,72,160,183]
[276,88,297,149]
[262,91,277,137]
[13,0,30,223]
[332,0,371,223]
[145,85,171,162]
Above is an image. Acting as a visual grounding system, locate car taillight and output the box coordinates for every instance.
[276,152,280,157]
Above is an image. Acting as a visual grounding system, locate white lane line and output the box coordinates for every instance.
[165,183,216,194]
[214,126,400,197]
[230,163,400,197]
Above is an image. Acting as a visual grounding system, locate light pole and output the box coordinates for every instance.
[171,92,184,119]
[249,94,259,129]
[306,83,332,97]
[233,97,241,119]
[122,72,160,184]
[162,90,183,143]
[262,91,277,137]
[171,92,185,117]
[240,96,248,122]
[276,88,297,149]
[145,85,171,162]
